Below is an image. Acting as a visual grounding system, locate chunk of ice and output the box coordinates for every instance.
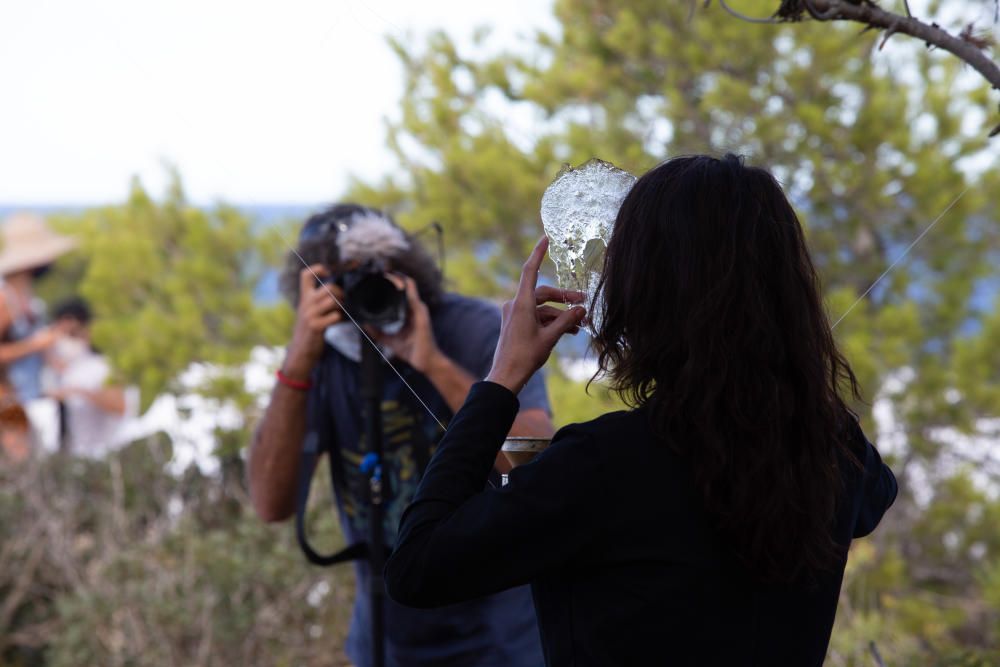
[540,159,636,332]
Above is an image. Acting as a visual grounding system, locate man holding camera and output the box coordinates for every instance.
[249,204,551,667]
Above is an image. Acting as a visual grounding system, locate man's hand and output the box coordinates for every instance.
[374,275,441,373]
[486,236,586,394]
[285,264,344,380]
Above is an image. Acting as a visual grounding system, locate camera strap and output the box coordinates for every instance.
[295,357,391,567]
[295,354,448,567]
[295,430,369,565]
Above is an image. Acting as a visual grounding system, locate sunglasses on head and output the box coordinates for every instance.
[297,215,356,244]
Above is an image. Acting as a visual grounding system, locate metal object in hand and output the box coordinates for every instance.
[500,436,551,471]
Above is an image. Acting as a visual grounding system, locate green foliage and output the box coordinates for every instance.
[46,171,292,410]
[0,443,353,667]
[545,363,628,428]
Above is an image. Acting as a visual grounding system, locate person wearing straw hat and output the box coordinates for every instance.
[0,213,76,403]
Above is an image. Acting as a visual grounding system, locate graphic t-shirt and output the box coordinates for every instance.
[312,293,549,667]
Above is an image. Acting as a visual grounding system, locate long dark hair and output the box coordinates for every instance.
[592,154,861,582]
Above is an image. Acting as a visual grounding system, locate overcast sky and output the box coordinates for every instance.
[1,0,555,205]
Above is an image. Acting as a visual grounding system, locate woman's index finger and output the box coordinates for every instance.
[518,236,549,299]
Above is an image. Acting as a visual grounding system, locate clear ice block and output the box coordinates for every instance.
[540,159,636,332]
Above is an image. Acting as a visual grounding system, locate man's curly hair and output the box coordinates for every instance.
[279,203,444,309]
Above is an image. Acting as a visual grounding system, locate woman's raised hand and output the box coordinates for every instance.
[486,237,586,394]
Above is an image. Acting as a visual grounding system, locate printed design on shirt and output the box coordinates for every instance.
[339,397,445,544]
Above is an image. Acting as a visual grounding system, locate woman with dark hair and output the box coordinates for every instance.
[385,155,897,666]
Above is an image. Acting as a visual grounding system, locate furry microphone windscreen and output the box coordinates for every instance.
[336,211,411,263]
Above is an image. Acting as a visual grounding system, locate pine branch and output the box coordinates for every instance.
[762,2,1000,135]
[781,1,999,90]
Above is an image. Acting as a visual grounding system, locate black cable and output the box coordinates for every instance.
[412,220,446,278]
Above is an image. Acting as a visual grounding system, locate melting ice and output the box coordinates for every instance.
[540,159,636,332]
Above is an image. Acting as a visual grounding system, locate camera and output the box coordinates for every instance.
[320,259,407,333]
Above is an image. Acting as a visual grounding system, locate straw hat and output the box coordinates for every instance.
[0,213,77,276]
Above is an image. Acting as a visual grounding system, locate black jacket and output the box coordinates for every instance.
[385,382,897,666]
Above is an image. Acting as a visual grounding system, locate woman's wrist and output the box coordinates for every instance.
[484,368,523,395]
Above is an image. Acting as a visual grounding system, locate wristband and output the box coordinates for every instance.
[276,369,312,391]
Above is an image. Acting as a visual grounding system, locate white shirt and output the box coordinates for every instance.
[58,352,140,458]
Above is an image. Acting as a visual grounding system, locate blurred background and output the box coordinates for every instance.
[1,0,998,664]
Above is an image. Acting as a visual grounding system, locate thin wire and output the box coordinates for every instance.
[280,231,448,432]
[347,0,404,35]
[413,221,446,277]
[830,187,969,330]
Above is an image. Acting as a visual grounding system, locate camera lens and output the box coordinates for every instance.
[336,262,407,332]
[353,274,406,325]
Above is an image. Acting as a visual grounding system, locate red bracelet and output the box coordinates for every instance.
[276,369,312,391]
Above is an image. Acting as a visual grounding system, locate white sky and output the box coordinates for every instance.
[0,0,555,204]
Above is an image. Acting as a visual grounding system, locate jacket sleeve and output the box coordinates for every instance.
[852,439,898,539]
[384,381,597,608]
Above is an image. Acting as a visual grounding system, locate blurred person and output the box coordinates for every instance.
[45,297,139,457]
[0,366,32,462]
[248,204,553,667]
[0,213,76,402]
[386,155,898,666]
